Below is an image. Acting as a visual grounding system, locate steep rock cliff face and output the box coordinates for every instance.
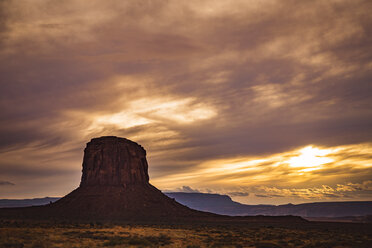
[47,136,207,221]
[80,137,149,187]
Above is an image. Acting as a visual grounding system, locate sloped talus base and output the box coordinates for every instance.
[49,184,208,221]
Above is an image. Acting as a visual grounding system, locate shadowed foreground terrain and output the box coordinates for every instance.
[1,220,372,248]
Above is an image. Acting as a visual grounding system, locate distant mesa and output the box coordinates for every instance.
[0,136,305,223]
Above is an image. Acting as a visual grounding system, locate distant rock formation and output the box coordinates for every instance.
[0,136,305,223]
[165,193,372,218]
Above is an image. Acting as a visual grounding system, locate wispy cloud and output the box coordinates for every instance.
[174,186,201,193]
[253,180,372,200]
[0,0,371,202]
[228,192,249,197]
[0,181,15,186]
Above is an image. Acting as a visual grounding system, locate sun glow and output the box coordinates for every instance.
[153,144,366,190]
[286,146,334,169]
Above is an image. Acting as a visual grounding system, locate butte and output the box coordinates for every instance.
[0,136,305,223]
[49,136,208,221]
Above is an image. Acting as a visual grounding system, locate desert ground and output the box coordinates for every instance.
[1,220,371,248]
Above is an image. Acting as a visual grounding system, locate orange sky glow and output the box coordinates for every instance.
[0,0,371,204]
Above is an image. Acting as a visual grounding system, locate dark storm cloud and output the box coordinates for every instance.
[0,0,371,201]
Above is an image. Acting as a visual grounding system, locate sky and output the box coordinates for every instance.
[0,0,372,205]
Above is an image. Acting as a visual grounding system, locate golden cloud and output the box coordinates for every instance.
[152,143,372,202]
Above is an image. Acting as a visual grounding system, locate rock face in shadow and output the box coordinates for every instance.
[80,137,149,187]
[0,136,306,223]
[48,136,208,221]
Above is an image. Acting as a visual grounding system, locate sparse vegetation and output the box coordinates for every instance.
[0,220,371,247]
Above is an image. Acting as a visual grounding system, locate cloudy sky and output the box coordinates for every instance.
[1,0,371,204]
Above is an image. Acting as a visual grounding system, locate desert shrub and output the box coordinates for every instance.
[63,230,111,240]
[103,236,131,246]
[203,235,214,243]
[275,233,286,239]
[277,240,288,246]
[2,242,24,248]
[128,236,153,246]
[311,240,343,248]
[262,234,275,240]
[145,234,172,246]
[103,234,172,247]
[186,245,200,248]
[210,243,226,248]
[210,237,241,247]
[289,239,304,246]
[62,230,80,236]
[254,242,282,248]
[30,240,47,248]
[210,242,242,248]
[302,244,317,248]
[95,221,103,227]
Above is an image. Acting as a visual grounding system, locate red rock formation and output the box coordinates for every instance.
[47,136,208,221]
[0,136,306,223]
[80,137,149,187]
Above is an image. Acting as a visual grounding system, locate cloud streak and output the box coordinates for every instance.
[0,0,371,203]
[152,143,372,203]
[0,181,14,186]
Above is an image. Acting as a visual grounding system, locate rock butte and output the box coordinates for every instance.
[80,137,149,187]
[48,136,208,221]
[0,136,305,223]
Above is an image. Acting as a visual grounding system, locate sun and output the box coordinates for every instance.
[286,146,334,170]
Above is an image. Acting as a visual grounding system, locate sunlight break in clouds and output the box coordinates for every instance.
[286,146,334,172]
[152,143,372,204]
[0,0,371,203]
